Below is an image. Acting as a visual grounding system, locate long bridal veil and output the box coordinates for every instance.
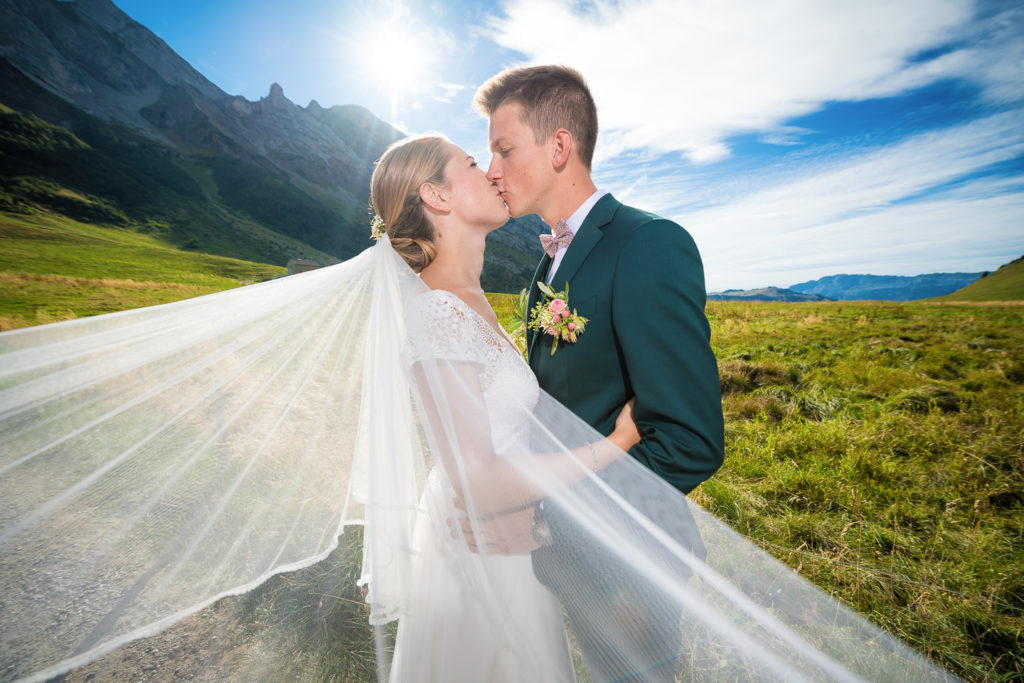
[1,237,953,682]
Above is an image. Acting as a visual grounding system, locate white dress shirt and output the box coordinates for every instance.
[546,189,607,284]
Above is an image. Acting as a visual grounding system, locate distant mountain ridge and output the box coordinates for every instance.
[789,272,983,301]
[709,271,993,302]
[708,287,833,302]
[0,0,544,291]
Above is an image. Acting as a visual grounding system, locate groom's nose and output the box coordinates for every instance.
[486,157,501,182]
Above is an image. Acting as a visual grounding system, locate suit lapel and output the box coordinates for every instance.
[527,194,620,364]
[526,253,552,362]
[546,194,619,289]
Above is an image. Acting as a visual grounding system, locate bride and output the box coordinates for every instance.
[0,135,954,682]
[368,135,639,681]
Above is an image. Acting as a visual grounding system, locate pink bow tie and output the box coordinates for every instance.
[539,219,573,258]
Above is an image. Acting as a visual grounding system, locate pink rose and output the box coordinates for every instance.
[552,314,561,323]
[548,298,567,315]
[567,322,575,331]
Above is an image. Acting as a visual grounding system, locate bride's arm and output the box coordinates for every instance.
[410,360,639,515]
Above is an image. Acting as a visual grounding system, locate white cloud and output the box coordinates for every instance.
[488,0,981,160]
[430,81,468,103]
[949,5,1024,104]
[615,173,648,204]
[672,112,1024,289]
[713,193,1024,286]
[758,126,812,147]
[483,0,1023,289]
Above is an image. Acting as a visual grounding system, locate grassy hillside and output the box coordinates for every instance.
[55,296,1024,681]
[0,210,285,330]
[0,93,346,268]
[939,256,1024,301]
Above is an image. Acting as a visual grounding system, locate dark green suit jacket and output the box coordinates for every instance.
[527,193,723,493]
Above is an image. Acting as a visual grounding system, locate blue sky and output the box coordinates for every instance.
[112,0,1023,290]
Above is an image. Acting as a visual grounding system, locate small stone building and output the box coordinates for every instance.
[287,258,321,275]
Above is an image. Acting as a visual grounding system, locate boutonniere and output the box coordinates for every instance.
[527,281,589,356]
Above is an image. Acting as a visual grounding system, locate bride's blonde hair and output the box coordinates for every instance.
[371,135,450,272]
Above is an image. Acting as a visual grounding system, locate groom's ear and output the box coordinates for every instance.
[419,182,449,213]
[551,129,574,170]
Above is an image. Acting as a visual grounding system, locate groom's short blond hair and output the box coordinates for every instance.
[474,65,598,171]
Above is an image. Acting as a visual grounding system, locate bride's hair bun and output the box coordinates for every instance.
[371,135,450,273]
[389,236,437,272]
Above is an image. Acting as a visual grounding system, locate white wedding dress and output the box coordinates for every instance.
[388,289,574,683]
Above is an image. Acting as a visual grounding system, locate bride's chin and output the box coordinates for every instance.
[489,210,510,231]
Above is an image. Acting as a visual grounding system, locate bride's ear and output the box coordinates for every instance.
[419,182,449,213]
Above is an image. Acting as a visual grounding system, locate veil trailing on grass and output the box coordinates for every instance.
[1,237,953,682]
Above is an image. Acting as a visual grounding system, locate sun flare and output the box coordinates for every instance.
[361,21,430,95]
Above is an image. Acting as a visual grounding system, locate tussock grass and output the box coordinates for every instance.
[489,295,1023,680]
[224,529,380,681]
[695,300,1024,681]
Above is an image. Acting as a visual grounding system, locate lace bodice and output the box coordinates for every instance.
[405,290,539,454]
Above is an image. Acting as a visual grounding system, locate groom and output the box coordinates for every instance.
[474,65,724,681]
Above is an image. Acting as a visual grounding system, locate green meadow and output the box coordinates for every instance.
[3,239,1021,680]
[490,295,1024,681]
[700,300,1022,680]
[0,211,284,329]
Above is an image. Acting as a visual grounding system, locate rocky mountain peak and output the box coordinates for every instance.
[265,82,289,107]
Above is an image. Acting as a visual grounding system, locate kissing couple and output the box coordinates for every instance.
[0,66,953,682]
[371,65,723,683]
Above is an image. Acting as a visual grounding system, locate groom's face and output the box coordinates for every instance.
[486,102,552,219]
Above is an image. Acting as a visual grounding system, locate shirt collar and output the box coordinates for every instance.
[562,189,607,235]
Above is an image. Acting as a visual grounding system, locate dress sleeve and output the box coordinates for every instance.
[405,291,487,366]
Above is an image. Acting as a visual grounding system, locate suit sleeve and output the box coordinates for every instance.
[611,219,724,493]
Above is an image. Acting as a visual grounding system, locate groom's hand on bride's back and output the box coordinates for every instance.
[448,497,540,554]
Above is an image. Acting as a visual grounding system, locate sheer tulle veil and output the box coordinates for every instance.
[0,237,954,681]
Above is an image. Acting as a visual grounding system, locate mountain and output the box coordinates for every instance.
[0,0,544,291]
[937,256,1024,301]
[707,287,833,302]
[788,272,983,301]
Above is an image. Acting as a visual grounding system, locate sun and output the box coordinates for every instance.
[364,24,428,88]
[360,17,431,119]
